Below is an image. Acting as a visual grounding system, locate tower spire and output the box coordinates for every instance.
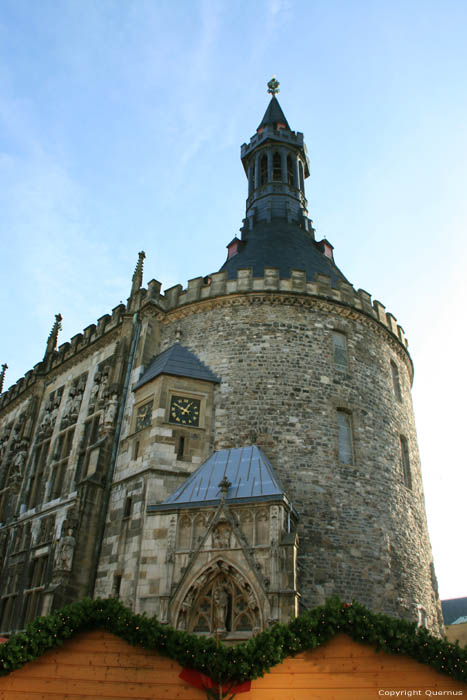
[0,363,7,393]
[44,314,62,359]
[130,251,146,298]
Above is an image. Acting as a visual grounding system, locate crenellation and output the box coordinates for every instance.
[209,271,227,296]
[386,312,398,336]
[291,269,307,292]
[96,314,111,335]
[373,300,387,325]
[165,284,182,309]
[357,289,373,313]
[185,277,203,303]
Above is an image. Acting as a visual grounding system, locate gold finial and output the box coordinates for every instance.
[267,76,280,96]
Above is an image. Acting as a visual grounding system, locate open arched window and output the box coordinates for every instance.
[299,160,305,191]
[272,152,282,181]
[287,154,294,185]
[260,155,267,185]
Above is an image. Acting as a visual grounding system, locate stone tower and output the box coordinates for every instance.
[0,82,442,638]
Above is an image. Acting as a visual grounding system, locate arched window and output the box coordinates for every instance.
[337,410,354,464]
[260,155,267,185]
[272,152,282,181]
[287,154,294,185]
[249,162,255,195]
[299,160,305,191]
[177,564,260,637]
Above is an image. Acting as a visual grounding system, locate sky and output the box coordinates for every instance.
[0,0,466,601]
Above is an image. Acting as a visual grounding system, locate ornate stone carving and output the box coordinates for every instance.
[54,527,76,571]
[212,519,231,548]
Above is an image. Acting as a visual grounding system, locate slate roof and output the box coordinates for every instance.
[258,96,291,131]
[147,446,288,511]
[442,597,467,625]
[220,221,350,288]
[134,344,220,390]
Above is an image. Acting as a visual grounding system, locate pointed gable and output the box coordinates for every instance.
[134,344,220,390]
[148,446,287,511]
[257,96,291,131]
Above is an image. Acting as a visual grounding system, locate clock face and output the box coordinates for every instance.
[135,401,152,431]
[169,396,201,426]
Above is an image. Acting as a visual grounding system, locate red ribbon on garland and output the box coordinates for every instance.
[180,668,251,695]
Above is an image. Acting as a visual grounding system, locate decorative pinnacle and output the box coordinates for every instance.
[218,476,232,502]
[0,363,7,394]
[131,250,146,297]
[267,76,280,96]
[44,314,62,358]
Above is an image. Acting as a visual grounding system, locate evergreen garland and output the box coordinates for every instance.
[0,596,465,685]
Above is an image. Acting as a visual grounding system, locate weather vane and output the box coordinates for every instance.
[267,76,280,96]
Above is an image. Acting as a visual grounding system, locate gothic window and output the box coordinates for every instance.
[299,160,305,191]
[75,415,101,484]
[287,154,294,185]
[179,567,260,637]
[0,564,20,632]
[337,411,354,464]
[22,554,49,626]
[332,332,348,370]
[37,515,55,546]
[272,152,282,181]
[49,427,75,500]
[391,360,402,401]
[28,439,51,508]
[400,435,412,489]
[260,155,267,185]
[249,162,255,194]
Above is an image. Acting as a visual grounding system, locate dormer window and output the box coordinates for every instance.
[323,241,334,260]
[227,238,240,259]
[276,122,286,130]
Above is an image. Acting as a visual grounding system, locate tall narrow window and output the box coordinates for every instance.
[177,435,185,459]
[337,411,354,464]
[287,154,294,185]
[299,160,305,191]
[272,152,282,181]
[391,361,402,401]
[400,436,412,488]
[333,332,348,369]
[249,163,255,194]
[260,155,267,185]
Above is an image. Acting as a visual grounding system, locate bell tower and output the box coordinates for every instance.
[241,78,312,230]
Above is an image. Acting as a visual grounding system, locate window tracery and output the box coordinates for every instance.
[176,563,260,637]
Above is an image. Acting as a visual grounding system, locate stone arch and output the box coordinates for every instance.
[173,559,264,637]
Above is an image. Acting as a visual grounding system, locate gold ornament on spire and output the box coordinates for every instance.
[267,76,280,96]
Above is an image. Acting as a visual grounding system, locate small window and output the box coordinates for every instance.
[177,436,185,459]
[391,361,402,401]
[337,411,354,464]
[400,436,412,488]
[133,440,140,460]
[113,574,122,599]
[333,332,348,369]
[123,496,132,519]
[272,152,282,181]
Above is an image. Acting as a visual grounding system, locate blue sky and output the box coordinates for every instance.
[1,0,466,600]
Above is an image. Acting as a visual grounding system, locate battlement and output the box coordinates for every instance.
[0,267,408,412]
[154,268,408,351]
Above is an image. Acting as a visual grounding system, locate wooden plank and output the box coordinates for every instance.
[16,650,168,667]
[0,677,204,699]
[11,664,189,684]
[249,669,467,689]
[0,694,204,700]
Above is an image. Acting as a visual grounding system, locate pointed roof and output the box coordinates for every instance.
[133,343,220,390]
[148,446,287,511]
[257,96,290,131]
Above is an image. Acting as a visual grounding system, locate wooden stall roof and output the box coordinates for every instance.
[0,629,465,700]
